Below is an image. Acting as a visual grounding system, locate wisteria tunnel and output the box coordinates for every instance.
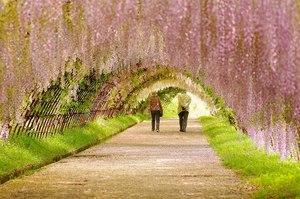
[1,0,300,182]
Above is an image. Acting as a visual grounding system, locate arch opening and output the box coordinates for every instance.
[131,80,211,119]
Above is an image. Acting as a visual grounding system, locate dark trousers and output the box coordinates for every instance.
[151,110,161,131]
[179,111,189,132]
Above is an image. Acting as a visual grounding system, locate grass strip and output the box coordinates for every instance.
[199,116,300,199]
[0,113,148,183]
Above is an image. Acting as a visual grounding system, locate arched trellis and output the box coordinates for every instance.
[91,66,210,118]
[3,62,299,160]
[6,65,207,139]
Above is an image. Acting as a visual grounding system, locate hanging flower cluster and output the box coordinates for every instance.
[0,122,9,145]
[0,0,299,158]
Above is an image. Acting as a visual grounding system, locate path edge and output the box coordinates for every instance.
[0,120,144,185]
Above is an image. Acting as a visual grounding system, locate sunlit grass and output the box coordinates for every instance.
[0,113,147,178]
[162,97,178,118]
[199,116,300,198]
[162,92,211,119]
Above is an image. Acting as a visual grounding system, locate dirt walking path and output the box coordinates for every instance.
[0,119,250,198]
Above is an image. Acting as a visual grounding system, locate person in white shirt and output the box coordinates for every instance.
[177,91,191,132]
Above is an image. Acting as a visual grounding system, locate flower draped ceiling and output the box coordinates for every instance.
[0,0,299,158]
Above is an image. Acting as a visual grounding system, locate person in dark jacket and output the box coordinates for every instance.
[149,92,163,132]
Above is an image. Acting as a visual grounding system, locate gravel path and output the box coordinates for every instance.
[0,119,251,198]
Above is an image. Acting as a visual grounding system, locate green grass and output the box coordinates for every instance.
[199,116,300,199]
[162,93,211,119]
[0,113,147,179]
[162,98,178,118]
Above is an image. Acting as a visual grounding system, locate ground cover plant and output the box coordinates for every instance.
[199,116,300,198]
[0,113,147,181]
